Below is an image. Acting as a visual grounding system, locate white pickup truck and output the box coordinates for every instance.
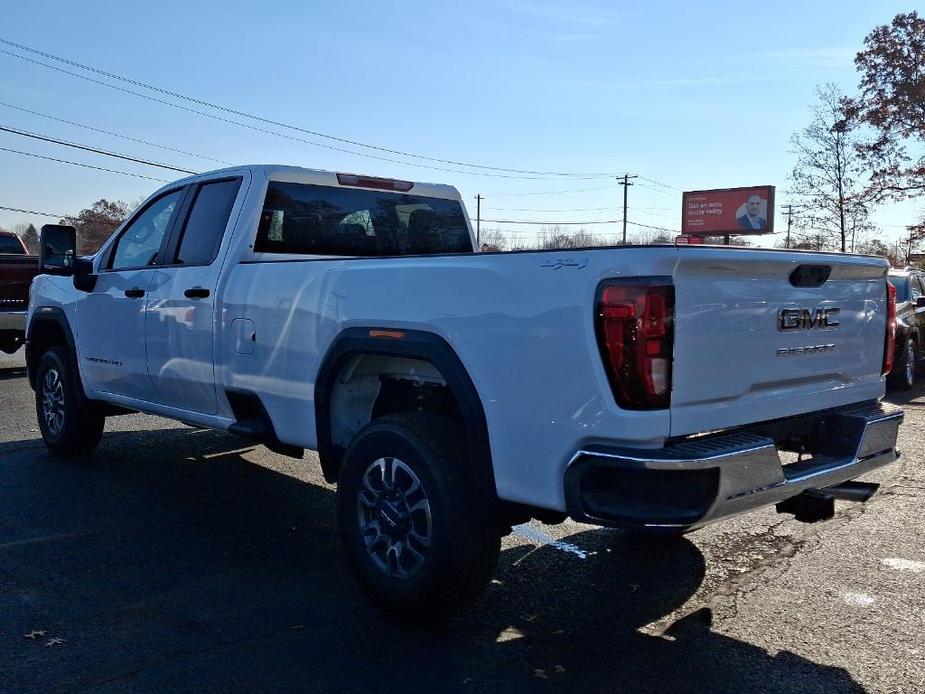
[27,165,903,618]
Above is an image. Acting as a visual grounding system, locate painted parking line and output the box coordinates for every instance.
[511,523,589,559]
[842,592,877,607]
[881,557,925,574]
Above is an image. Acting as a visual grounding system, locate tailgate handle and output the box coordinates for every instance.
[790,265,831,288]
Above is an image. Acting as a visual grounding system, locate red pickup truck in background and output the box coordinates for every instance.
[0,230,39,353]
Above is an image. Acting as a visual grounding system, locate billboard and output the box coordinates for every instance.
[682,185,775,236]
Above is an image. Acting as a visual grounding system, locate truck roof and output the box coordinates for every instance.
[169,164,463,201]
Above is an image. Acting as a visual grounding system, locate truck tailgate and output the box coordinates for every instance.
[670,249,889,437]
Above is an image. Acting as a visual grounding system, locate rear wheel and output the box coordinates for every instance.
[34,346,105,457]
[891,338,917,391]
[337,413,500,621]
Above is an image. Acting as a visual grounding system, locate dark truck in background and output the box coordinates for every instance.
[0,230,39,353]
[887,268,925,390]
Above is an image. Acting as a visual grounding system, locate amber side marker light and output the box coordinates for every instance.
[369,329,406,340]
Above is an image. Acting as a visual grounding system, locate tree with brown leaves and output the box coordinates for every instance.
[848,11,925,246]
[60,199,134,254]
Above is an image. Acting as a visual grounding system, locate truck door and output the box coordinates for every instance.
[77,189,185,402]
[144,177,243,414]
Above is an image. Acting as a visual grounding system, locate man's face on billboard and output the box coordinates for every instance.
[747,196,761,216]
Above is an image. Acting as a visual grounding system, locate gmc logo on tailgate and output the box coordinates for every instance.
[778,307,840,331]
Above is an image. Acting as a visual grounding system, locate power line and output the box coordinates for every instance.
[636,181,677,196]
[627,219,681,233]
[0,38,627,180]
[472,217,623,225]
[0,124,196,174]
[484,205,619,213]
[639,176,682,191]
[0,146,169,181]
[482,185,614,197]
[0,204,66,217]
[0,101,231,165]
[3,47,598,182]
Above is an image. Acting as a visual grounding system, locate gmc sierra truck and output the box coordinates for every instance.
[0,229,38,354]
[27,165,903,619]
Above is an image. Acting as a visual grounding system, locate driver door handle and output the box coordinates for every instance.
[184,287,210,299]
[124,288,145,298]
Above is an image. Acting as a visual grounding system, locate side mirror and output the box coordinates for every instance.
[917,297,925,309]
[39,224,76,277]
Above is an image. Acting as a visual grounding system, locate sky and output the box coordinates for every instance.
[0,0,921,249]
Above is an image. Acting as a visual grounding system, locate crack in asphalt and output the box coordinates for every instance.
[667,482,904,633]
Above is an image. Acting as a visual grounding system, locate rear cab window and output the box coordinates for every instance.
[0,235,26,254]
[254,181,473,257]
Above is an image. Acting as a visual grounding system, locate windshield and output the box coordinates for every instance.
[0,235,25,254]
[255,182,473,256]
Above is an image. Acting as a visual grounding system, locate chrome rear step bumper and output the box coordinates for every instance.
[565,401,903,530]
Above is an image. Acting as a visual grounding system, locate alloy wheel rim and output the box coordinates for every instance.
[357,456,432,579]
[42,368,65,436]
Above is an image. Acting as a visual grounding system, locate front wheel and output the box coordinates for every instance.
[35,346,105,457]
[337,413,501,621]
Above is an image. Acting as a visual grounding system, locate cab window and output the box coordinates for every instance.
[254,181,472,256]
[173,179,241,265]
[912,276,925,302]
[109,190,183,270]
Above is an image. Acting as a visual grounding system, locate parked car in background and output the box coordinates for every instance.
[0,230,39,354]
[887,268,925,390]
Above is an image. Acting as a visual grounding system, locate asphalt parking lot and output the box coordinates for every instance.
[1,348,924,693]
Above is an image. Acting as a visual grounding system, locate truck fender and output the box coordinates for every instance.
[26,306,79,391]
[314,327,496,501]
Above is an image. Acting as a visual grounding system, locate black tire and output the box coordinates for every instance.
[890,338,916,391]
[337,413,501,621]
[34,346,105,457]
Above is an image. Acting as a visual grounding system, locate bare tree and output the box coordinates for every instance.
[478,227,508,252]
[12,222,39,253]
[855,237,901,266]
[630,229,673,245]
[789,83,875,252]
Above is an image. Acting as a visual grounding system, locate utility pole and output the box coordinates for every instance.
[618,174,638,244]
[475,194,483,247]
[782,204,795,248]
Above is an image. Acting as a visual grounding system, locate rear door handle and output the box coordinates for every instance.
[124,288,145,298]
[184,287,210,299]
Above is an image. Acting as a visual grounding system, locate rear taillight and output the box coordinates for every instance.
[595,279,674,410]
[883,281,896,376]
